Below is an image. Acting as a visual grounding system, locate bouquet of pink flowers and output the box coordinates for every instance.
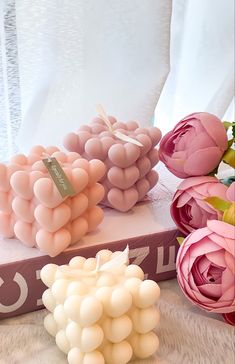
[159,112,235,325]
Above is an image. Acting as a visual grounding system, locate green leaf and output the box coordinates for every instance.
[223,121,235,130]
[223,204,235,225]
[177,237,185,245]
[223,148,235,169]
[205,196,231,212]
[227,138,234,148]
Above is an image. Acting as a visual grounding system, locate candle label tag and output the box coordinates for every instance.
[42,157,76,198]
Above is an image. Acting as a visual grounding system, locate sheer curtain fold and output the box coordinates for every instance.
[15,0,172,151]
[0,0,21,160]
[155,0,234,134]
[0,0,234,160]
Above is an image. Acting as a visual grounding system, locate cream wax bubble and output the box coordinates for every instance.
[41,246,160,364]
[0,146,105,256]
[64,106,161,212]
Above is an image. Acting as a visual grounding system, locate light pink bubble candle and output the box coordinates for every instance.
[0,146,105,256]
[40,247,160,364]
[64,110,161,212]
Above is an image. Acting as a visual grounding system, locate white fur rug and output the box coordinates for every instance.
[0,279,234,364]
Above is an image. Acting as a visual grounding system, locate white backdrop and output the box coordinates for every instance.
[155,0,234,134]
[0,0,234,160]
[15,0,171,153]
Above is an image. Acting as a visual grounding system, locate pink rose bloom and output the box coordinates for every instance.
[171,176,228,235]
[176,220,235,313]
[159,112,228,178]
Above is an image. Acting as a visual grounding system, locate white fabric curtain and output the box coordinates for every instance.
[0,0,172,160]
[155,0,234,135]
[0,0,21,161]
[0,0,234,161]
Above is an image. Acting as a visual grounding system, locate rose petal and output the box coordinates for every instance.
[170,205,191,235]
[181,274,205,303]
[172,189,182,202]
[184,147,223,176]
[198,283,222,298]
[176,192,192,207]
[187,119,204,133]
[224,238,235,256]
[174,119,191,132]
[205,250,226,268]
[180,113,198,123]
[224,251,235,275]
[207,220,235,239]
[197,112,228,151]
[176,243,189,268]
[200,211,213,227]
[213,285,235,312]
[191,260,206,285]
[197,198,218,214]
[189,284,215,304]
[222,312,235,325]
[176,128,196,151]
[179,204,192,223]
[195,182,216,196]
[208,231,228,247]
[187,241,221,271]
[177,176,218,191]
[190,204,203,227]
[164,157,187,178]
[207,183,228,200]
[183,228,212,248]
[221,267,235,292]
[180,256,192,280]
[181,222,194,234]
[197,256,211,274]
[172,151,187,159]
[226,182,235,202]
[206,264,222,283]
[188,239,220,257]
[188,132,215,153]
[186,189,203,199]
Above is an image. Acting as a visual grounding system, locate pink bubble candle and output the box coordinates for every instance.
[64,107,161,212]
[0,146,105,256]
[41,247,160,364]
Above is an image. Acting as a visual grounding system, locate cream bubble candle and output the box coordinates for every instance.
[41,247,160,364]
[64,106,161,212]
[0,146,105,256]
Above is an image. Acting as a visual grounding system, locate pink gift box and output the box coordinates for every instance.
[0,146,105,256]
[64,113,161,212]
[0,165,181,319]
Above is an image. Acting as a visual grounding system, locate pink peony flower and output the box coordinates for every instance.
[159,112,228,178]
[176,220,235,314]
[171,176,228,235]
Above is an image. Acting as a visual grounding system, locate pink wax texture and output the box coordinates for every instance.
[64,116,161,212]
[0,146,105,257]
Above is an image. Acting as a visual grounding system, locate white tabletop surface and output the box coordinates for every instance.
[0,279,234,364]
